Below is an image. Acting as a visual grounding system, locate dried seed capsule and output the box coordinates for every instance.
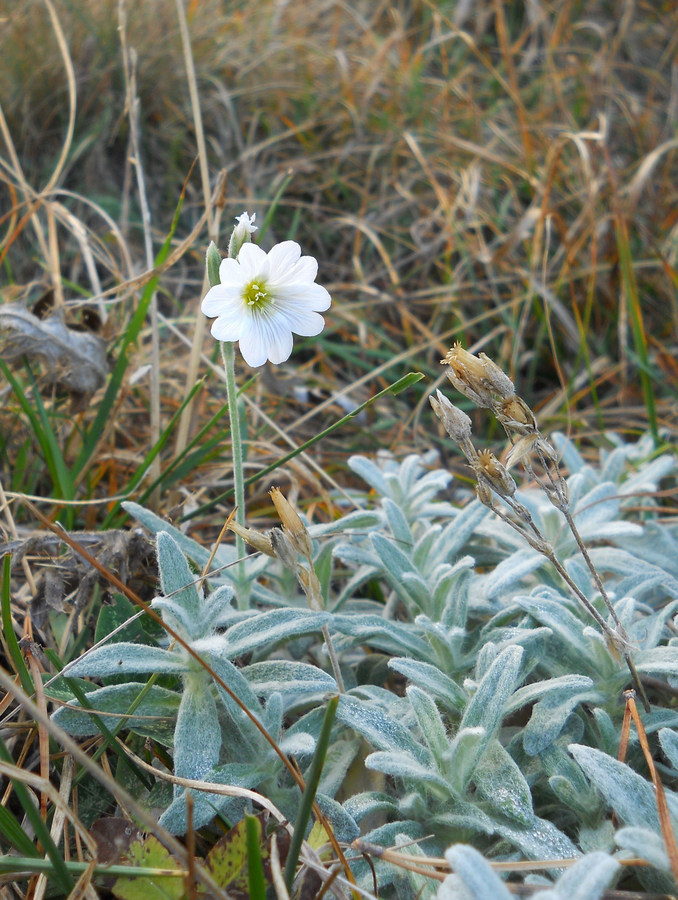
[475,450,517,497]
[270,486,313,559]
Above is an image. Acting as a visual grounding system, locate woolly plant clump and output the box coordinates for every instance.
[52,421,678,898]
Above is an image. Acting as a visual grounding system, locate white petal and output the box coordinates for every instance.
[282,310,326,336]
[217,257,243,286]
[236,242,268,278]
[276,282,331,311]
[211,316,244,342]
[272,255,318,285]
[239,315,294,366]
[202,284,241,317]
[267,241,302,277]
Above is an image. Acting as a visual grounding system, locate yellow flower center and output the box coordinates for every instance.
[243,279,272,311]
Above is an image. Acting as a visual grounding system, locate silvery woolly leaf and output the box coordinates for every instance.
[636,645,678,679]
[309,509,383,537]
[332,614,430,658]
[520,679,599,756]
[585,548,678,598]
[365,751,452,796]
[337,694,426,760]
[317,739,360,798]
[493,814,578,862]
[482,549,545,601]
[212,608,330,658]
[659,728,678,771]
[370,533,429,608]
[156,532,204,640]
[342,791,398,823]
[158,761,262,835]
[460,645,523,754]
[447,727,486,794]
[348,455,392,496]
[406,685,450,772]
[173,676,221,783]
[529,852,620,900]
[383,497,413,547]
[615,826,670,871]
[389,658,466,714]
[51,683,179,743]
[440,845,512,900]
[513,591,591,659]
[63,643,186,677]
[473,740,533,825]
[314,792,360,842]
[279,732,315,757]
[569,745,670,831]
[429,500,488,563]
[243,660,337,700]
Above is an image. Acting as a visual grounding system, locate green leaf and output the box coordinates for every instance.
[112,836,184,900]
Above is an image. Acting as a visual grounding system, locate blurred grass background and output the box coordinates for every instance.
[1,0,677,530]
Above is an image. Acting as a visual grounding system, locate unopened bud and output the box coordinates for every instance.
[227,211,258,260]
[270,487,313,559]
[206,241,222,288]
[227,521,275,557]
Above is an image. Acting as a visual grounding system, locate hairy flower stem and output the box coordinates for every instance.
[220,340,249,608]
[481,494,651,710]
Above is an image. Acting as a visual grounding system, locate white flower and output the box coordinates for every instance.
[202,241,331,367]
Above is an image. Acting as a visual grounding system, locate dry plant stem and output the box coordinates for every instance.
[480,491,650,707]
[173,0,220,459]
[322,624,346,693]
[622,692,678,882]
[119,2,161,497]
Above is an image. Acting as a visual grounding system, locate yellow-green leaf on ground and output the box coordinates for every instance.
[112,835,185,900]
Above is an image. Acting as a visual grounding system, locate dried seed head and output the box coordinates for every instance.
[430,391,473,441]
[475,450,517,497]
[270,527,299,571]
[270,487,313,559]
[475,480,494,507]
[442,343,495,407]
[497,395,538,433]
[442,343,516,408]
[227,521,275,557]
[430,391,478,463]
[478,353,515,400]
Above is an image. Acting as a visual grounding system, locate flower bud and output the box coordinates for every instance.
[227,211,258,260]
[270,487,313,559]
[430,391,473,442]
[206,241,222,288]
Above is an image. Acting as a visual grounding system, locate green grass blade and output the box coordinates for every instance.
[614,216,658,442]
[245,813,267,900]
[101,377,205,527]
[0,361,74,513]
[75,191,185,475]
[1,555,34,696]
[182,372,424,521]
[0,804,40,857]
[283,694,339,892]
[0,733,74,893]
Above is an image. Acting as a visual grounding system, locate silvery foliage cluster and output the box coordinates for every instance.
[52,433,678,896]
